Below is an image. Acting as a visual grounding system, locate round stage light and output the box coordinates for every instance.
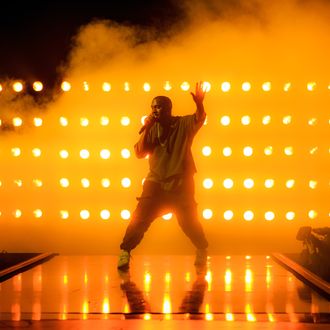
[203,178,214,189]
[224,210,234,220]
[102,82,111,92]
[101,178,111,188]
[59,150,69,159]
[100,149,111,159]
[80,210,90,220]
[121,209,131,220]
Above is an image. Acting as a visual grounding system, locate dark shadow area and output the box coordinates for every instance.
[179,271,208,319]
[118,269,151,319]
[0,252,58,282]
[293,226,330,283]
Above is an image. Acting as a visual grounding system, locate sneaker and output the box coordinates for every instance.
[117,250,130,270]
[194,248,208,267]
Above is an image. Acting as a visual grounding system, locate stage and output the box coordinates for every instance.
[0,254,329,329]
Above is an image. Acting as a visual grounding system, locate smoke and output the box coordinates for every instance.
[61,0,330,82]
[1,0,329,254]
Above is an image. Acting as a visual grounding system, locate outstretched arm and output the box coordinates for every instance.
[190,81,206,123]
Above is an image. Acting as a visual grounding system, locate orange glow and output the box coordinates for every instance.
[265,211,275,221]
[121,148,131,159]
[243,178,254,189]
[307,82,316,91]
[13,209,22,218]
[121,177,131,188]
[262,81,271,91]
[163,81,172,91]
[242,82,251,91]
[224,210,234,220]
[83,81,89,91]
[33,209,43,218]
[283,82,292,92]
[80,149,90,159]
[33,81,43,92]
[121,210,130,220]
[81,178,90,188]
[59,150,69,159]
[222,147,232,157]
[202,81,211,92]
[102,82,111,92]
[224,269,232,292]
[11,147,21,157]
[121,116,130,126]
[32,148,42,157]
[243,211,254,221]
[262,115,271,125]
[180,81,190,91]
[264,179,274,188]
[243,146,253,157]
[61,81,71,91]
[225,313,234,321]
[144,272,151,292]
[124,82,130,91]
[308,210,317,219]
[221,81,231,92]
[100,149,111,159]
[13,117,23,127]
[100,209,110,220]
[203,178,213,189]
[33,117,43,127]
[80,118,89,126]
[245,269,253,292]
[202,208,213,219]
[202,146,212,156]
[102,297,110,314]
[264,146,273,155]
[100,116,110,126]
[60,210,69,219]
[241,115,251,125]
[143,82,151,92]
[59,116,69,126]
[33,179,43,187]
[162,293,172,316]
[14,179,23,187]
[220,115,231,126]
[13,81,23,92]
[59,178,70,188]
[162,213,172,220]
[80,210,90,220]
[223,178,234,189]
[101,178,111,188]
[282,115,292,125]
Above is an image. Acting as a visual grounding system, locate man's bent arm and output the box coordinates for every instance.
[134,129,152,158]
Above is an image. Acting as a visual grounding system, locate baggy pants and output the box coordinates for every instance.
[120,179,209,252]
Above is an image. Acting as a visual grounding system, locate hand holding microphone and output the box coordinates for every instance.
[139,111,158,134]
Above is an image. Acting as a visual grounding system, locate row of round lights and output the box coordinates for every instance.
[0,177,320,189]
[3,115,324,128]
[1,81,328,93]
[6,146,325,159]
[0,209,319,220]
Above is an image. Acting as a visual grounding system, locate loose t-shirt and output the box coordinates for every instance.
[139,114,204,191]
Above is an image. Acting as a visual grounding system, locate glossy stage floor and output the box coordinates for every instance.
[0,254,329,329]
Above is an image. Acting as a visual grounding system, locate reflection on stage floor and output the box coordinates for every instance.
[0,255,329,322]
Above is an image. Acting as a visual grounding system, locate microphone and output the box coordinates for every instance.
[139,113,158,134]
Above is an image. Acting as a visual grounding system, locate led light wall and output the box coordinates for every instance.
[0,79,328,254]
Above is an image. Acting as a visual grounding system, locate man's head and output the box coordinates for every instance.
[151,96,172,123]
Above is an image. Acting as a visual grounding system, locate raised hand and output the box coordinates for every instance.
[190,81,206,105]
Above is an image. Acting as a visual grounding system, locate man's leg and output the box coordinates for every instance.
[118,198,159,270]
[174,200,209,252]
